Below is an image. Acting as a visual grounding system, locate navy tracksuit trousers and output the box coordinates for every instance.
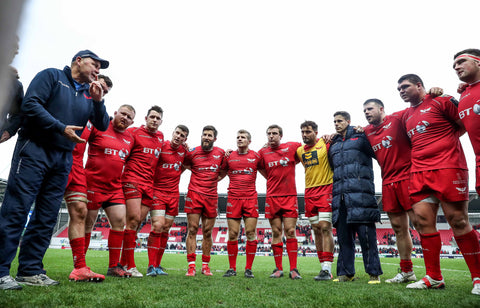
[336,200,383,277]
[0,137,72,277]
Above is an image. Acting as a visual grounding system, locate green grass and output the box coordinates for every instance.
[1,250,479,307]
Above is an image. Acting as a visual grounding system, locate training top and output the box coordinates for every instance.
[297,138,333,189]
[86,122,134,192]
[221,149,261,198]
[364,111,411,184]
[458,80,480,166]
[403,94,467,172]
[259,141,301,197]
[153,140,187,196]
[185,146,225,197]
[122,125,164,185]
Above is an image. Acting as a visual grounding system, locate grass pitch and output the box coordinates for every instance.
[1,250,478,307]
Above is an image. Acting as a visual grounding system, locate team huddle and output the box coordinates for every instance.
[0,49,480,297]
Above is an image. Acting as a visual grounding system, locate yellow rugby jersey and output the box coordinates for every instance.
[297,138,333,188]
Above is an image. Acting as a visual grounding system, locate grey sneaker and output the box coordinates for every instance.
[155,266,168,276]
[15,274,59,286]
[125,267,143,278]
[223,268,237,277]
[0,275,22,290]
[269,268,284,278]
[289,268,302,280]
[385,270,416,283]
[314,270,333,281]
[244,269,255,278]
[146,265,157,277]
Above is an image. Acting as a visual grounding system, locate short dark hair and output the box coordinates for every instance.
[176,124,189,136]
[300,121,318,131]
[333,111,350,121]
[454,48,480,59]
[363,98,384,108]
[98,74,112,88]
[267,124,283,136]
[237,129,251,141]
[147,105,163,117]
[203,125,218,138]
[398,74,424,88]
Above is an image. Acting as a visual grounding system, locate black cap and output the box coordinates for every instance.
[72,50,109,69]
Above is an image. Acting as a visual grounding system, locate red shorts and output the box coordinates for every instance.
[265,196,299,219]
[226,197,259,219]
[476,165,480,195]
[87,189,125,210]
[184,190,218,218]
[409,169,469,204]
[382,179,412,213]
[122,182,153,207]
[152,192,180,217]
[65,163,87,195]
[304,185,332,217]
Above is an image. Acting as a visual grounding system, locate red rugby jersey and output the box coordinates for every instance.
[364,110,411,184]
[153,140,187,196]
[403,94,467,172]
[85,122,134,192]
[459,80,480,166]
[258,141,301,197]
[221,149,261,198]
[122,125,164,185]
[185,146,225,197]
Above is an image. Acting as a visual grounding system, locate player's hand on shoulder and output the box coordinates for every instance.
[225,149,233,157]
[321,133,337,143]
[428,87,444,97]
[353,126,364,133]
[63,125,85,143]
[457,83,468,94]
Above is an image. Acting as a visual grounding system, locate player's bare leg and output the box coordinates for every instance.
[186,213,201,276]
[200,215,216,276]
[284,217,301,279]
[224,218,241,277]
[385,211,416,283]
[66,199,104,282]
[442,201,480,293]
[243,217,258,278]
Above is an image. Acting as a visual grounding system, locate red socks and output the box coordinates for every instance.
[120,229,137,269]
[245,240,257,270]
[108,230,124,268]
[286,238,298,271]
[400,259,413,273]
[272,242,283,270]
[156,232,169,266]
[84,232,91,255]
[187,253,196,268]
[227,240,238,270]
[70,237,86,269]
[455,229,480,280]
[323,251,334,263]
[420,232,442,281]
[147,231,161,267]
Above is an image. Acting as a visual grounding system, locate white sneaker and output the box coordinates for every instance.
[472,278,480,295]
[386,271,417,283]
[125,267,143,278]
[0,275,22,290]
[15,274,59,286]
[406,275,445,290]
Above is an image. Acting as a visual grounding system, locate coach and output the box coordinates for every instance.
[0,50,110,290]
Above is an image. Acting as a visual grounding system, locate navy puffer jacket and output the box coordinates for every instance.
[328,126,380,227]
